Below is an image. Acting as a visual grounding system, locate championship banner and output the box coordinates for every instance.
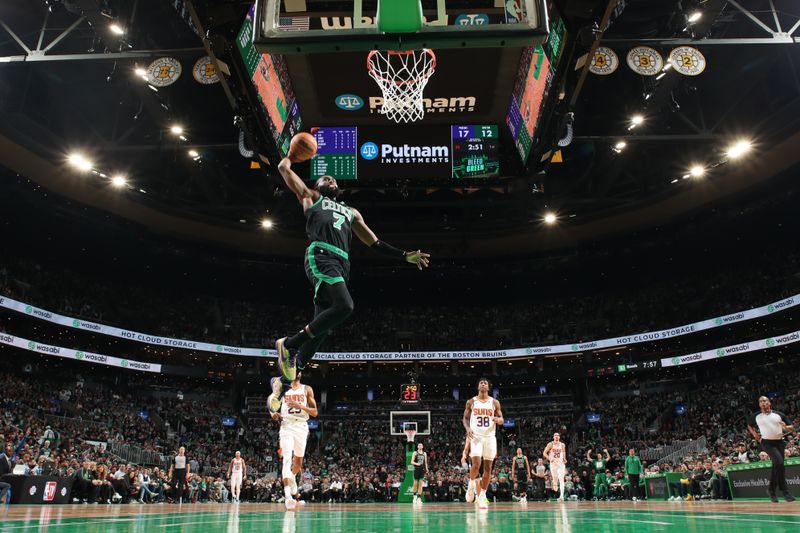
[0,332,162,373]
[0,293,797,361]
[660,330,800,368]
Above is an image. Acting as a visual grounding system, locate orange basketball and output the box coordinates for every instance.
[289,132,317,162]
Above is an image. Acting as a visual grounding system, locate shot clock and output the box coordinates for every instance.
[401,383,420,404]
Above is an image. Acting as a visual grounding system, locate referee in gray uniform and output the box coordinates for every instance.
[747,396,796,503]
[169,446,190,504]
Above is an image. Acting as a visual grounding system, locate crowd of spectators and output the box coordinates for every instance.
[1,246,797,352]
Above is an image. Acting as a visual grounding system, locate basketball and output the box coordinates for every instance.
[289,132,317,162]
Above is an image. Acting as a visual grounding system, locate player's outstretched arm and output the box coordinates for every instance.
[277,157,318,209]
[352,209,430,270]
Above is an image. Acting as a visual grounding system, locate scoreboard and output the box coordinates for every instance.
[310,125,500,181]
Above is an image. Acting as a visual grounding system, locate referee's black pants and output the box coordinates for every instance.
[172,468,187,500]
[761,439,789,494]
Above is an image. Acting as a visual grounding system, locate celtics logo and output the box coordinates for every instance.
[146,57,182,87]
[669,46,706,76]
[192,56,220,85]
[626,46,663,76]
[590,47,619,75]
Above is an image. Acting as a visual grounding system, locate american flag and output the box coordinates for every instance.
[278,16,310,32]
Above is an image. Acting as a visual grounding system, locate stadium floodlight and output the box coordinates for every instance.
[68,153,92,171]
[690,165,705,178]
[110,24,125,35]
[111,175,127,188]
[614,141,626,151]
[261,219,274,229]
[688,11,702,23]
[188,150,199,158]
[134,67,146,76]
[630,115,644,126]
[726,140,752,159]
[170,125,184,135]
[543,212,557,225]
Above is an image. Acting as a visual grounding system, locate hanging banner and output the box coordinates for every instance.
[669,46,706,76]
[0,332,162,373]
[2,293,797,361]
[589,46,619,75]
[192,56,220,84]
[147,57,182,87]
[626,46,664,76]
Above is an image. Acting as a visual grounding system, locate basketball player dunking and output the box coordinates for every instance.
[543,433,567,501]
[227,451,246,503]
[268,153,429,413]
[463,378,504,510]
[271,372,318,510]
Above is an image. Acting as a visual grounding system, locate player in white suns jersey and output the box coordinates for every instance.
[463,378,504,510]
[227,451,246,503]
[271,372,318,510]
[543,432,568,501]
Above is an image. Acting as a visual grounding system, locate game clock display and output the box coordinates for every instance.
[401,384,420,404]
[451,125,500,179]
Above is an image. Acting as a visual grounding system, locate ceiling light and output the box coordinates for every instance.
[261,219,273,229]
[670,178,679,184]
[543,212,557,225]
[690,165,705,178]
[630,115,644,126]
[614,141,626,150]
[688,11,702,23]
[170,125,184,135]
[726,140,752,159]
[656,73,666,80]
[188,150,199,158]
[134,67,146,76]
[110,24,125,35]
[111,175,127,188]
[68,153,92,171]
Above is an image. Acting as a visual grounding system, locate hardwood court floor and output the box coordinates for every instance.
[1,501,799,532]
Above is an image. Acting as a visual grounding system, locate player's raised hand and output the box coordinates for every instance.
[405,250,430,270]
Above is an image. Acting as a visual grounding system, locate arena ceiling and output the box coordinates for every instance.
[0,0,799,258]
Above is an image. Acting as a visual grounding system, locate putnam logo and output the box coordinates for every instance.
[369,96,477,114]
[360,142,378,160]
[335,94,364,110]
[362,143,449,164]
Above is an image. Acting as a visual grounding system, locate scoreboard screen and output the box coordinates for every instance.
[451,125,500,179]
[309,125,499,180]
[401,383,420,404]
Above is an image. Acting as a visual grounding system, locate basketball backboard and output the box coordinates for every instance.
[390,410,431,436]
[253,0,549,53]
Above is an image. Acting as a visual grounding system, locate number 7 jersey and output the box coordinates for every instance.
[470,396,496,437]
[305,196,354,257]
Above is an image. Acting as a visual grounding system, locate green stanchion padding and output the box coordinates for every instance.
[377,0,424,33]
[397,442,420,503]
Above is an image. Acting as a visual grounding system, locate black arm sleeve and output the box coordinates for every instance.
[371,239,406,260]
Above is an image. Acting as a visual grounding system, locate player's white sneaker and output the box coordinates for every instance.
[285,497,297,511]
[268,377,285,413]
[465,486,476,503]
[477,493,489,510]
[290,477,298,498]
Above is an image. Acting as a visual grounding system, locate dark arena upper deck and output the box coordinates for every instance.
[1,0,799,531]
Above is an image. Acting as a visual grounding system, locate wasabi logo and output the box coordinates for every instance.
[715,318,723,326]
[28,341,36,349]
[716,348,726,357]
[75,352,84,360]
[25,305,32,314]
[671,357,680,365]
[73,319,80,327]
[526,348,533,355]
[766,338,776,347]
[335,94,364,110]
[121,360,129,368]
[216,345,223,352]
[571,344,579,351]
[261,349,269,356]
[768,304,775,313]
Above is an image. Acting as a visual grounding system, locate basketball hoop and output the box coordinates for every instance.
[404,428,417,443]
[367,49,436,123]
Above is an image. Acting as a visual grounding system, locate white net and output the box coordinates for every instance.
[367,49,436,123]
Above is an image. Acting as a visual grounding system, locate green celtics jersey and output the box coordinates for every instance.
[305,195,354,257]
[594,459,607,471]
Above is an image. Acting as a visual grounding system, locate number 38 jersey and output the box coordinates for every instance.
[305,196,354,257]
[470,396,496,438]
[281,384,310,426]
